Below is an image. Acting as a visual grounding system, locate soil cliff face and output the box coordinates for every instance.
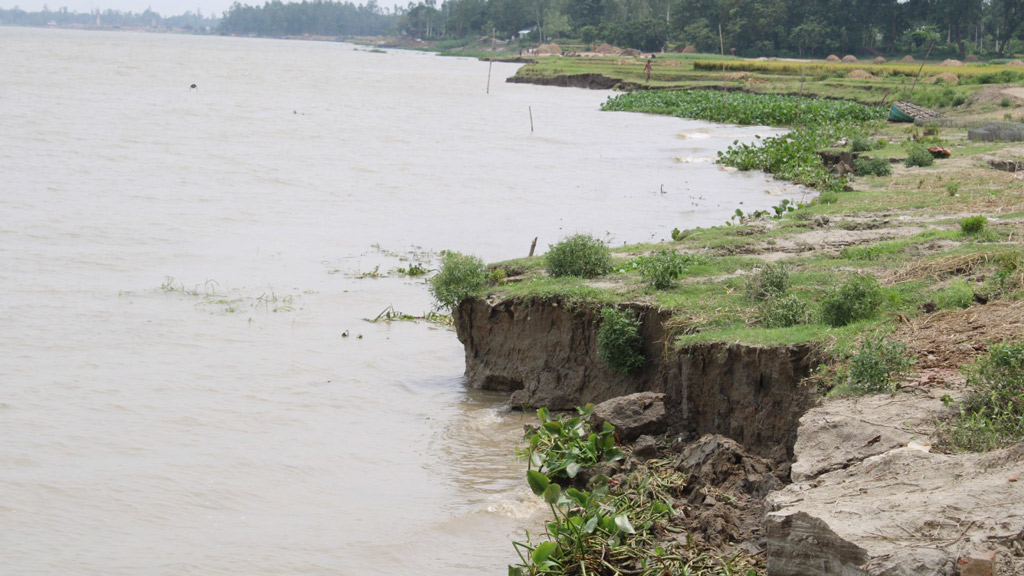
[455,296,817,461]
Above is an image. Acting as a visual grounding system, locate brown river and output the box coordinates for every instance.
[0,26,803,575]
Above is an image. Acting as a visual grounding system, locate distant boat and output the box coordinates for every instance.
[889,101,943,123]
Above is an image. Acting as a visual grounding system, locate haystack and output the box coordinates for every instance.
[966,54,981,63]
[900,55,917,63]
[595,42,622,55]
[841,54,858,63]
[681,45,697,54]
[1007,60,1024,67]
[535,42,562,55]
[848,69,875,80]
[873,56,887,64]
[825,54,841,62]
[939,59,964,67]
[923,72,959,85]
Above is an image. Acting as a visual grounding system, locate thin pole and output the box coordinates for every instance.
[529,106,534,133]
[907,40,935,102]
[798,66,805,124]
[487,27,495,94]
[719,24,728,115]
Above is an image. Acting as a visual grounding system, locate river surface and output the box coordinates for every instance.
[0,27,801,575]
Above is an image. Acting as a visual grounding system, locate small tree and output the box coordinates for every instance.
[546,234,612,278]
[429,251,486,311]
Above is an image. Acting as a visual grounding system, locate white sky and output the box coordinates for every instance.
[0,0,401,18]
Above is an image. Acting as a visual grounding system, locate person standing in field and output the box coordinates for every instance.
[644,58,652,82]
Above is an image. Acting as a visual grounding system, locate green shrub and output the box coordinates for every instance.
[758,294,810,328]
[817,191,839,205]
[979,251,1024,300]
[597,307,645,374]
[960,215,988,235]
[935,279,974,309]
[850,135,873,152]
[939,341,1024,452]
[854,156,892,177]
[637,250,703,289]
[840,333,914,394]
[746,262,790,300]
[546,234,613,278]
[875,138,889,149]
[429,251,486,311]
[946,181,960,196]
[905,146,935,167]
[820,274,884,327]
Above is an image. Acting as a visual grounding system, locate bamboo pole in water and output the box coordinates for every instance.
[719,24,728,115]
[487,28,495,94]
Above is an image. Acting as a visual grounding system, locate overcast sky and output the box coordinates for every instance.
[0,0,401,17]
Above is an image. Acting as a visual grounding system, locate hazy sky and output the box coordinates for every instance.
[0,0,401,17]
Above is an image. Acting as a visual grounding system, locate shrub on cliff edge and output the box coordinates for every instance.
[597,307,645,374]
[429,251,486,311]
[546,234,613,278]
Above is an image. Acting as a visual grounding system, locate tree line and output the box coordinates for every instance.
[0,6,219,31]
[216,0,1024,58]
[4,0,1024,59]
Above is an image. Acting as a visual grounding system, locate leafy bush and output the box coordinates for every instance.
[817,191,839,205]
[429,251,486,311]
[746,262,790,301]
[979,251,1024,301]
[758,294,810,328]
[597,307,645,374]
[636,250,703,289]
[546,234,612,278]
[905,146,935,167]
[820,274,884,327]
[960,215,988,235]
[850,135,874,152]
[854,156,892,177]
[939,341,1024,452]
[935,279,974,309]
[838,333,914,394]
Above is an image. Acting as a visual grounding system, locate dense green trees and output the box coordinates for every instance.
[5,0,1024,58]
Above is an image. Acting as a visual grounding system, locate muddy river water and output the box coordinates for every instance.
[0,26,801,575]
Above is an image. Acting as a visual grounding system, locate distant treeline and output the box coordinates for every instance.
[219,1,398,36]
[394,0,1024,58]
[217,0,1024,58]
[4,0,1024,59]
[0,6,219,31]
